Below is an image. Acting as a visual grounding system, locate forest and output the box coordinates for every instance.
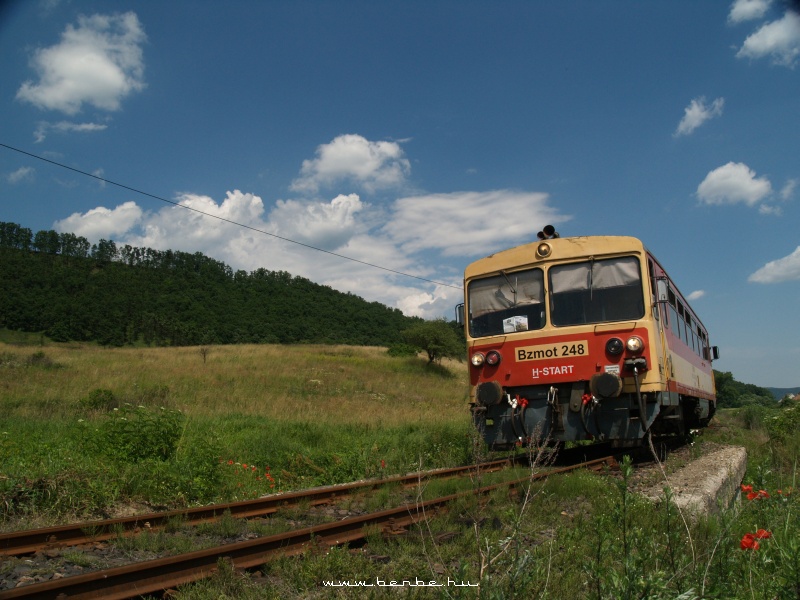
[713,369,779,408]
[0,221,422,347]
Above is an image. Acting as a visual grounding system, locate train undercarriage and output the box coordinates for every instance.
[471,382,715,450]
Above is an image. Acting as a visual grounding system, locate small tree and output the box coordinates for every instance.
[402,318,463,364]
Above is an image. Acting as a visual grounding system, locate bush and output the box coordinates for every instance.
[83,404,185,463]
[386,343,418,357]
[766,403,800,443]
[402,319,463,364]
[79,388,117,410]
[26,351,53,368]
[739,404,766,431]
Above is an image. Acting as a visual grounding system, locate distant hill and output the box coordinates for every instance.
[0,221,427,348]
[714,370,778,407]
[768,387,800,400]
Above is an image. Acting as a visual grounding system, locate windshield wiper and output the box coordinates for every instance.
[500,270,518,306]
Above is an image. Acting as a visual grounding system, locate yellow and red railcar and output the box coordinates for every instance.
[462,227,718,449]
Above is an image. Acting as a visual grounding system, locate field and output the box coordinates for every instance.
[1,339,799,598]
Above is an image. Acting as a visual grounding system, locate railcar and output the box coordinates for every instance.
[460,226,718,449]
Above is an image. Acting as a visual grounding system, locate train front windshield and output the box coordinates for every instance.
[549,256,644,326]
[468,256,645,337]
[468,268,545,338]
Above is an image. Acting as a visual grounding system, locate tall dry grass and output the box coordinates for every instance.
[0,342,469,426]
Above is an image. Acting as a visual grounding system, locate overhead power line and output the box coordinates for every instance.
[0,141,463,290]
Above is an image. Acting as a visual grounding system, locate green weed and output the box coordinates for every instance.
[82,404,184,463]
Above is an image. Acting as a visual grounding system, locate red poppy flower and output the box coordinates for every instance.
[755,529,772,539]
[740,533,759,550]
[747,492,759,501]
[242,463,247,469]
[380,460,386,469]
[227,460,234,465]
[758,490,770,499]
[741,484,753,493]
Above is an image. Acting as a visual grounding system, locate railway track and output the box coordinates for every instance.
[0,456,519,558]
[0,456,616,599]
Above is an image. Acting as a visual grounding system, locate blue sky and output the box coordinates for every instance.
[1,0,799,388]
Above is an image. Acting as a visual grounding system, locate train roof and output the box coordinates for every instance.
[464,235,647,279]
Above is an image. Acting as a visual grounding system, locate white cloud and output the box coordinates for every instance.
[16,12,146,114]
[7,167,35,184]
[757,177,796,214]
[687,290,706,301]
[697,162,772,206]
[53,201,143,240]
[758,204,783,215]
[674,97,724,136]
[396,285,463,320]
[737,10,800,67]
[780,178,797,200]
[34,120,108,143]
[749,246,800,282]
[92,168,106,188]
[268,194,364,251]
[290,134,410,194]
[110,189,444,313]
[728,0,772,23]
[384,190,568,257]
[126,190,266,253]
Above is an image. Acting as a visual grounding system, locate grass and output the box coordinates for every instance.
[2,337,799,598]
[0,341,474,522]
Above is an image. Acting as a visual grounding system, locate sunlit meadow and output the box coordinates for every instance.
[0,340,473,524]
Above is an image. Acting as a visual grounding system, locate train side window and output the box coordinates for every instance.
[670,305,680,337]
[677,302,689,345]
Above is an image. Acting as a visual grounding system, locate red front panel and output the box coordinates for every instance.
[470,328,653,388]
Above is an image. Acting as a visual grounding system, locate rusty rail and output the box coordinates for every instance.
[0,456,616,600]
[1,457,518,557]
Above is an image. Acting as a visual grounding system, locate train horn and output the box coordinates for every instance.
[537,225,559,240]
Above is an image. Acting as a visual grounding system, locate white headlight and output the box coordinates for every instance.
[471,352,486,367]
[626,336,644,353]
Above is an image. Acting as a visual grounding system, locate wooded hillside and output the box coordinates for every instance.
[0,221,421,347]
[713,370,776,407]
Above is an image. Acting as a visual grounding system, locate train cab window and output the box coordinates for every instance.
[549,256,644,326]
[468,268,545,337]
